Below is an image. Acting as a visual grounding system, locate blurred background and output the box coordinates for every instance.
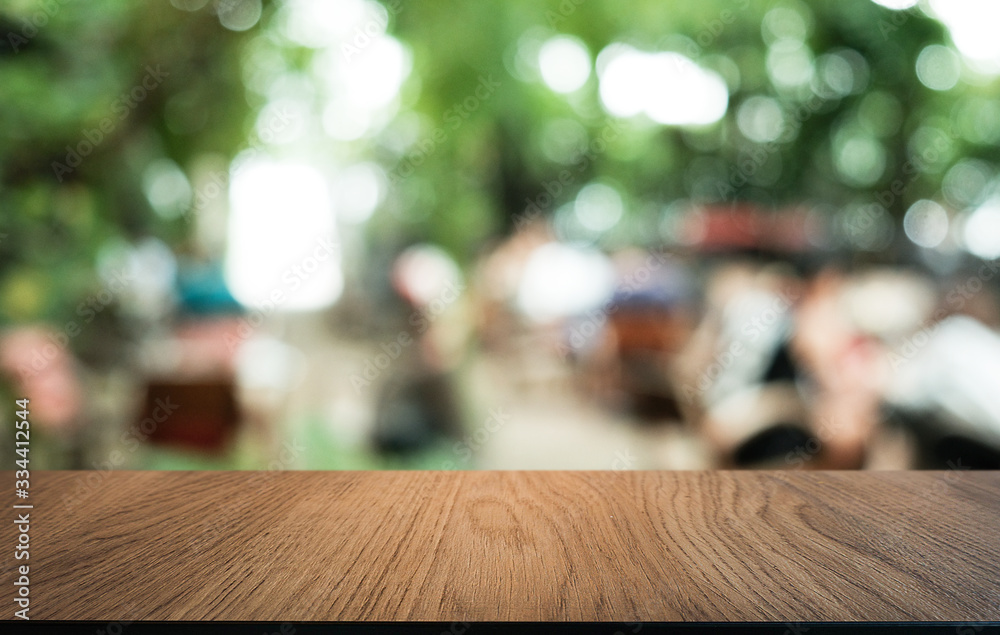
[2,0,1000,473]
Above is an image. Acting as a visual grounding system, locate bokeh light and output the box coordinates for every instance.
[903,200,949,248]
[598,45,729,125]
[538,35,592,94]
[574,183,624,233]
[516,243,615,323]
[963,200,1000,259]
[916,44,962,91]
[226,158,343,311]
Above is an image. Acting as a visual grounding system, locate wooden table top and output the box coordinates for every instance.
[5,470,999,622]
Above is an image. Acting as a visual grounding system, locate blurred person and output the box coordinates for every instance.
[570,248,695,421]
[474,224,616,396]
[0,327,85,467]
[790,267,951,469]
[369,244,469,454]
[679,261,813,467]
[885,315,1000,469]
[791,269,893,469]
[472,220,554,354]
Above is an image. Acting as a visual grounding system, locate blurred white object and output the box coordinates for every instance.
[706,288,794,405]
[840,270,937,340]
[236,336,307,393]
[516,242,615,323]
[597,44,728,125]
[963,199,1000,260]
[392,244,463,308]
[886,315,1000,447]
[538,35,591,94]
[226,158,343,311]
[98,237,178,320]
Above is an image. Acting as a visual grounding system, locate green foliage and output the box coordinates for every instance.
[384,0,997,256]
[0,0,261,325]
[1,0,998,325]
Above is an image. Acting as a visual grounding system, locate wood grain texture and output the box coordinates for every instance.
[3,470,998,622]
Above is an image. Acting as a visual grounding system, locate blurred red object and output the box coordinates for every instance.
[682,205,814,253]
[134,317,248,453]
[136,380,240,453]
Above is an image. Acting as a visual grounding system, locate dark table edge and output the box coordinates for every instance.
[1,622,998,634]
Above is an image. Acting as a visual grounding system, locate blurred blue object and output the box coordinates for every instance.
[176,261,243,316]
